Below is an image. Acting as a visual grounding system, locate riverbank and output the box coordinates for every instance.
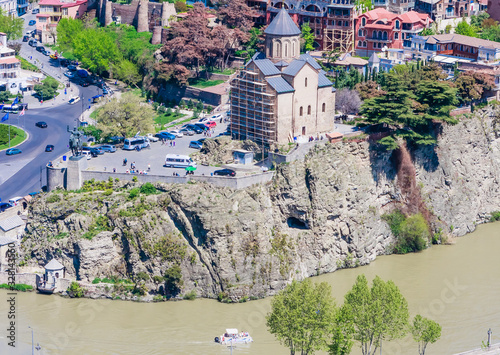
[2,222,499,355]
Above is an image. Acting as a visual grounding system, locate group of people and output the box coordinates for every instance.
[161,140,176,147]
[203,129,215,137]
[307,135,324,142]
[120,159,151,174]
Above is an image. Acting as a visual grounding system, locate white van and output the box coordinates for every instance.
[81,151,92,160]
[164,154,196,168]
[9,196,24,206]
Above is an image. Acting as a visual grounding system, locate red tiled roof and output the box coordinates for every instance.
[0,57,20,64]
[359,8,398,22]
[365,23,393,30]
[62,0,86,8]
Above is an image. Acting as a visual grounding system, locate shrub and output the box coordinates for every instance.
[47,194,61,203]
[164,265,183,296]
[67,282,84,298]
[140,182,157,195]
[132,176,138,182]
[0,283,33,292]
[103,189,113,196]
[382,210,406,237]
[394,213,429,254]
[183,290,196,300]
[490,211,500,222]
[92,278,101,284]
[128,187,140,199]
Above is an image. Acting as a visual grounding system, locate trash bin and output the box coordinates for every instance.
[63,155,66,161]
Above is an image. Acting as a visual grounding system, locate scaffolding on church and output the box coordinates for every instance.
[229,70,277,147]
[323,1,355,54]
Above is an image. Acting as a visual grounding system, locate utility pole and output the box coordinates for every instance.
[28,326,34,355]
[488,328,492,347]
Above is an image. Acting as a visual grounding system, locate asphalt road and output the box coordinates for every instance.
[0,10,102,202]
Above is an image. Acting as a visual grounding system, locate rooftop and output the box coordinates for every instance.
[420,34,500,50]
[264,9,301,37]
[0,215,24,232]
[44,258,64,270]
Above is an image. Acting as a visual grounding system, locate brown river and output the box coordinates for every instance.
[1,222,499,355]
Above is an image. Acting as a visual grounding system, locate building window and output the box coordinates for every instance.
[322,103,326,112]
[307,105,311,114]
[395,20,400,29]
[300,106,303,116]
[395,33,399,40]
[358,29,363,36]
[362,17,366,26]
[363,41,367,47]
[358,40,362,47]
[285,44,288,57]
[305,77,308,87]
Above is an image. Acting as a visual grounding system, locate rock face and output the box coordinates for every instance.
[22,112,500,300]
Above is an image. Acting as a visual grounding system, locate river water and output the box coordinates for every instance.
[1,222,499,355]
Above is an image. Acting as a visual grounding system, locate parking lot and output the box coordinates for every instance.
[76,116,236,176]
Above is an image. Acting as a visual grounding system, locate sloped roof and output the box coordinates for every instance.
[251,52,265,61]
[359,8,398,22]
[252,59,281,76]
[368,53,380,63]
[282,60,307,76]
[421,34,500,50]
[0,215,24,232]
[274,60,289,67]
[264,9,301,36]
[0,235,17,246]
[266,76,295,94]
[45,259,64,270]
[300,53,322,70]
[318,71,333,88]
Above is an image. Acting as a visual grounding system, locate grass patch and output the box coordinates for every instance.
[16,55,40,72]
[382,211,429,254]
[0,283,33,292]
[188,78,225,88]
[165,116,193,128]
[0,124,27,151]
[209,67,236,75]
[154,112,186,129]
[90,107,101,120]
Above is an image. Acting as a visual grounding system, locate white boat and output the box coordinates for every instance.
[214,329,253,345]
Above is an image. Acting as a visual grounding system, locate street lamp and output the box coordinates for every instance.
[28,326,34,355]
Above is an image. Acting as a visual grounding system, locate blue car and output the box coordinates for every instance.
[155,132,176,140]
[189,141,203,149]
[29,20,36,26]
[6,148,22,155]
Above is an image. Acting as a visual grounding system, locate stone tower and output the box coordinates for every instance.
[264,9,301,62]
[136,0,149,33]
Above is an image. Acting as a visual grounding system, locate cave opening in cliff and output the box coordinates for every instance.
[287,217,308,229]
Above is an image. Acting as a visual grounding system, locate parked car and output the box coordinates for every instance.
[214,168,236,177]
[45,144,54,152]
[35,121,47,128]
[198,117,211,123]
[0,202,12,212]
[179,128,195,136]
[32,8,39,14]
[183,124,203,134]
[194,123,209,131]
[67,65,77,71]
[28,39,37,47]
[90,147,105,155]
[35,46,44,53]
[60,59,69,67]
[205,121,217,129]
[169,130,183,138]
[145,133,159,142]
[81,151,92,160]
[42,49,51,56]
[99,144,116,153]
[29,20,36,26]
[102,88,109,95]
[68,96,80,104]
[49,54,58,60]
[189,141,203,149]
[155,132,176,140]
[80,81,90,87]
[22,35,29,42]
[64,71,75,79]
[6,148,22,155]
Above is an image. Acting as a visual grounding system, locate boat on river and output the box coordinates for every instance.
[214,329,253,345]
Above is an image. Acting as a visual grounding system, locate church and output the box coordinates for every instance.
[230,9,336,146]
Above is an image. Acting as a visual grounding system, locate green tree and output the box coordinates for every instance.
[420,27,434,36]
[133,271,150,296]
[455,19,478,37]
[415,80,458,123]
[411,315,442,355]
[73,28,121,75]
[57,18,84,50]
[301,22,315,52]
[0,9,23,40]
[267,279,337,355]
[115,60,141,87]
[343,274,409,355]
[96,92,155,139]
[481,24,500,42]
[34,76,59,100]
[164,265,183,296]
[67,281,84,298]
[329,306,354,355]
[395,213,430,253]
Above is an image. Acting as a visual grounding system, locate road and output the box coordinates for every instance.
[0,10,101,201]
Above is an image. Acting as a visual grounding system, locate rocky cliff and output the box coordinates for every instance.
[21,111,500,301]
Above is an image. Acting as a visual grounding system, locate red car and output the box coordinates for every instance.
[205,121,217,129]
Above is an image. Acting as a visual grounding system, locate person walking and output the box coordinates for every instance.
[147,164,151,172]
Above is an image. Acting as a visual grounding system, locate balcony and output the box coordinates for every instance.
[366,37,392,43]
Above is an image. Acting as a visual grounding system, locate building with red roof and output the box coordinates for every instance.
[355,8,432,57]
[36,0,88,44]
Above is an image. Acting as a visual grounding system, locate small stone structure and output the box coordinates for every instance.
[233,149,254,165]
[96,0,175,44]
[39,258,68,292]
[0,215,24,239]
